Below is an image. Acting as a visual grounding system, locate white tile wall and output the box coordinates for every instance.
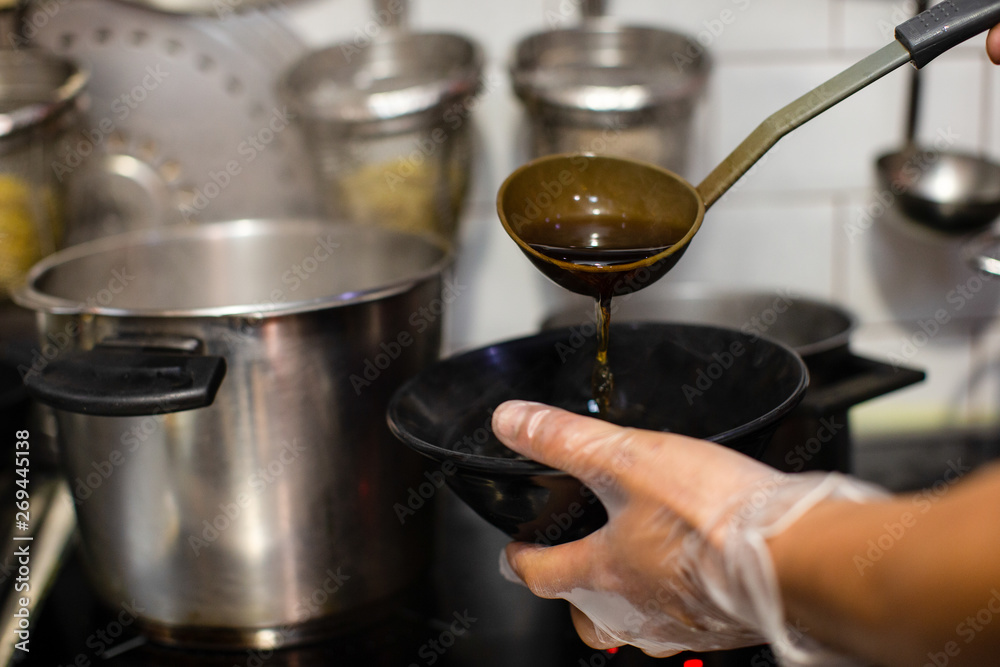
[706,57,908,192]
[661,194,838,297]
[612,0,835,54]
[840,0,915,52]
[283,0,1000,439]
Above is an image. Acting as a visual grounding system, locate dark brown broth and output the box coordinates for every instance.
[522,214,681,417]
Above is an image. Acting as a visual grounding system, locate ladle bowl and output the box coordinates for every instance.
[386,322,808,544]
[877,148,1000,233]
[497,154,703,297]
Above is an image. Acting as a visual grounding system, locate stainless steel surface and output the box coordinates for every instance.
[510,23,711,173]
[278,30,483,243]
[877,148,1000,233]
[0,49,87,296]
[373,0,408,28]
[280,31,481,127]
[31,0,317,242]
[0,478,75,667]
[14,219,451,647]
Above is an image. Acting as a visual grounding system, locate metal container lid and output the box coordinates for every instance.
[14,218,451,318]
[278,30,483,134]
[511,22,710,117]
[0,49,87,140]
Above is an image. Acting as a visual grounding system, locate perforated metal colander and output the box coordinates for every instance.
[32,0,317,243]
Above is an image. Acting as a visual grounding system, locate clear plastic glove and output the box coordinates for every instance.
[493,400,887,665]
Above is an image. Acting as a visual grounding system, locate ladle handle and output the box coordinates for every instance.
[897,0,1000,68]
[696,0,1000,209]
[695,42,912,209]
[905,0,930,145]
[905,63,922,145]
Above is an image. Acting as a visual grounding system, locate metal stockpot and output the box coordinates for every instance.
[511,22,710,172]
[544,288,926,473]
[14,219,450,648]
[278,31,483,244]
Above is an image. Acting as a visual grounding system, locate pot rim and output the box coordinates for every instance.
[13,218,453,319]
[648,284,857,360]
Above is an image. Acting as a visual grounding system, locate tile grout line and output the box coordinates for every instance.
[830,191,849,305]
[981,59,994,150]
[829,0,845,56]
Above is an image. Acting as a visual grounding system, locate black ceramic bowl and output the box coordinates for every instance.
[387,323,808,544]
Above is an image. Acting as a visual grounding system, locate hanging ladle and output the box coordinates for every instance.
[876,0,1000,234]
[498,0,1000,297]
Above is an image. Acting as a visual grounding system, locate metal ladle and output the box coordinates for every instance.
[498,0,1000,297]
[876,0,1000,234]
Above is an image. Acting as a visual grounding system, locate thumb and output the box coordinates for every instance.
[989,24,1000,64]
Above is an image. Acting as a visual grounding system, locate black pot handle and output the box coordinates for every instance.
[23,337,226,417]
[800,353,925,416]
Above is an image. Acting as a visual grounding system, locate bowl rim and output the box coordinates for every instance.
[387,321,809,475]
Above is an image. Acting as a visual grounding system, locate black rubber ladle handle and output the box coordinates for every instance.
[897,0,1000,68]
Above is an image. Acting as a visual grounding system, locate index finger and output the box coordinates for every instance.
[491,400,639,493]
[491,400,778,528]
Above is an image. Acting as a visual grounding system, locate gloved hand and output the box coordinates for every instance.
[493,400,887,665]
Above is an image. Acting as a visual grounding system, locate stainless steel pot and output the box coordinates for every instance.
[544,288,926,473]
[13,219,451,648]
[278,31,484,244]
[510,21,711,173]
